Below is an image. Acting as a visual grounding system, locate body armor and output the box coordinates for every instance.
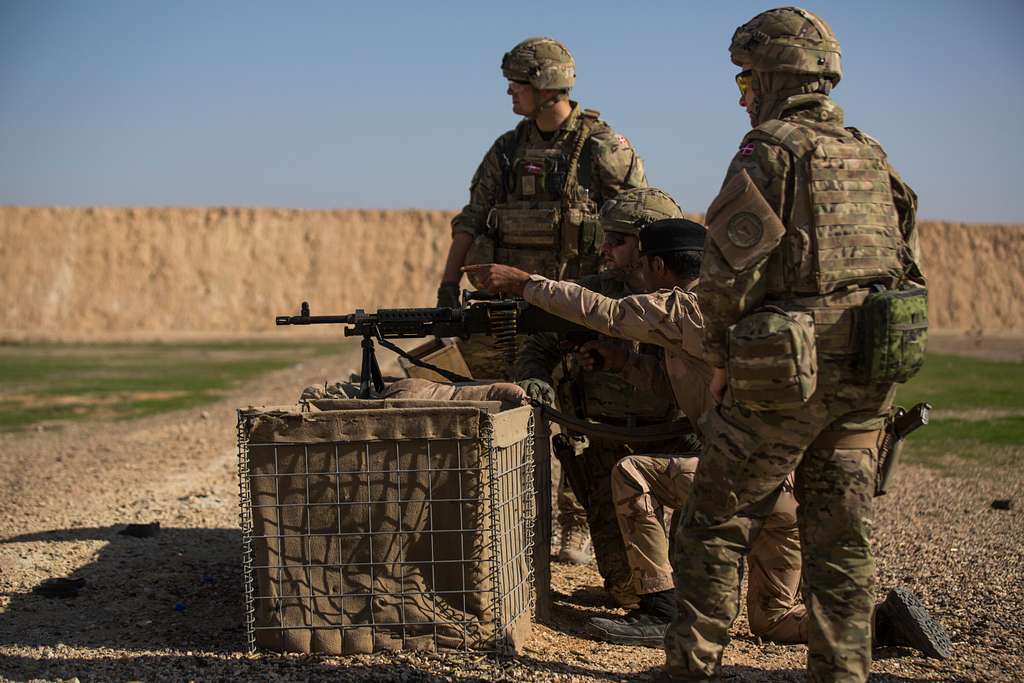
[750,120,904,298]
[470,110,604,281]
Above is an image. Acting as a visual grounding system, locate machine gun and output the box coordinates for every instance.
[875,402,930,496]
[275,293,594,399]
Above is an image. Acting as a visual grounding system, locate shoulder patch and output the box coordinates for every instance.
[705,169,786,272]
[726,212,763,248]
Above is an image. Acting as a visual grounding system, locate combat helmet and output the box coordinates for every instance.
[599,188,684,236]
[501,37,576,91]
[730,6,842,85]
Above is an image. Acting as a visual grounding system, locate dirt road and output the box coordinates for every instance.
[1,346,1021,682]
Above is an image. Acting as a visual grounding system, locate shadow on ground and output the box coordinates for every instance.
[1,525,245,652]
[0,526,958,682]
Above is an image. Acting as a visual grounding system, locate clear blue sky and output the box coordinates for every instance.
[2,0,1022,222]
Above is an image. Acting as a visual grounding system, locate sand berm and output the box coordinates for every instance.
[1,206,1022,340]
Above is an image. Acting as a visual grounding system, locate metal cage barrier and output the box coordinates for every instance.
[236,401,536,655]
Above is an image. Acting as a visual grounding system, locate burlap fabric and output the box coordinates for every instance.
[240,400,534,654]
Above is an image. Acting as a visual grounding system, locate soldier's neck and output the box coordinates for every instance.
[534,100,573,132]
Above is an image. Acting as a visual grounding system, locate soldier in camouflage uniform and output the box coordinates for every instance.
[667,8,933,681]
[467,220,806,646]
[436,36,647,379]
[467,217,947,671]
[437,37,647,563]
[514,188,689,606]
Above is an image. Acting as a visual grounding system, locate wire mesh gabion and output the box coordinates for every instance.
[236,403,535,656]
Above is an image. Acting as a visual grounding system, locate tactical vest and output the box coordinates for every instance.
[485,109,604,280]
[556,275,677,421]
[750,120,905,298]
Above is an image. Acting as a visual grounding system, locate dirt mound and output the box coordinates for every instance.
[1,207,1021,340]
[916,221,1024,333]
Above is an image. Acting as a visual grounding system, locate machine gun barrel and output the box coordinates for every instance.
[274,295,597,391]
[275,301,354,326]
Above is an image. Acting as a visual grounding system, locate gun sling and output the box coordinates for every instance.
[538,405,695,444]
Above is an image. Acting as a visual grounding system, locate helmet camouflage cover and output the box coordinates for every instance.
[730,6,842,84]
[599,188,684,236]
[501,37,576,91]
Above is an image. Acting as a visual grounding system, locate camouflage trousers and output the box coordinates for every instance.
[613,455,806,643]
[666,366,894,683]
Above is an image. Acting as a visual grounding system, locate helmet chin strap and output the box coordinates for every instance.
[528,87,566,119]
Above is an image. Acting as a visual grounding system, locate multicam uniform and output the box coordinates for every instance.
[519,275,807,642]
[612,455,805,643]
[453,102,647,379]
[668,8,926,682]
[514,270,683,606]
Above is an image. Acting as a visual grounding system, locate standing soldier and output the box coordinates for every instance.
[514,188,690,606]
[437,36,647,561]
[669,7,930,682]
[437,36,647,379]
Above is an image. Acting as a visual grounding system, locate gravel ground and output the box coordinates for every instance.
[0,345,1021,682]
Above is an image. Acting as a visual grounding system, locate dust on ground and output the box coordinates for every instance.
[0,345,1022,682]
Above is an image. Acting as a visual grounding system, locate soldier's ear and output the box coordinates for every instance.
[653,255,667,276]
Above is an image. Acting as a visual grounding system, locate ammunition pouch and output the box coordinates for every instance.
[727,308,818,411]
[857,286,928,384]
[494,203,561,250]
[475,201,601,280]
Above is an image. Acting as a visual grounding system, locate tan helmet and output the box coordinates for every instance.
[730,6,842,84]
[501,37,576,91]
[599,188,684,236]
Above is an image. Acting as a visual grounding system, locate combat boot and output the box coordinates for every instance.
[588,589,675,647]
[873,587,952,659]
[556,520,593,564]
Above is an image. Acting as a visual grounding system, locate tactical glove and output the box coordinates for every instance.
[436,282,461,309]
[516,378,556,406]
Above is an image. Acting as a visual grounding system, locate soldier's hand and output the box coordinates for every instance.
[461,264,530,296]
[516,378,555,406]
[578,340,627,372]
[710,366,727,404]
[436,281,461,309]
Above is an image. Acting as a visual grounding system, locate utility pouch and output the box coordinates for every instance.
[494,205,561,249]
[580,214,602,256]
[560,207,582,261]
[857,287,928,384]
[727,308,817,411]
[463,234,496,288]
